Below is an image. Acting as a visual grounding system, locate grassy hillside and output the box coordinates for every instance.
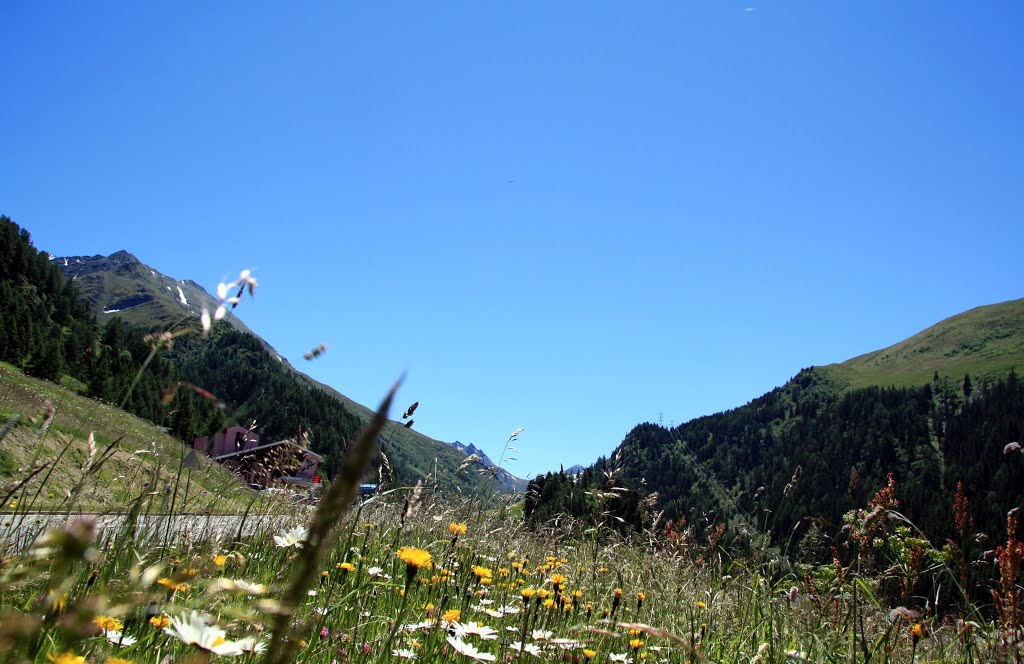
[822,297,1024,389]
[0,361,286,513]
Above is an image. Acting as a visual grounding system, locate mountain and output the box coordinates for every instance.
[449,441,528,492]
[822,298,1024,390]
[56,251,283,357]
[51,248,522,494]
[527,298,1024,552]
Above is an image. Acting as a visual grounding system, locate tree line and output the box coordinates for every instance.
[525,365,1024,561]
[0,215,226,438]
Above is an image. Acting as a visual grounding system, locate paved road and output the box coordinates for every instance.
[0,511,302,552]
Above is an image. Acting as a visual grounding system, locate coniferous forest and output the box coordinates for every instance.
[526,365,1024,575]
[0,215,220,435]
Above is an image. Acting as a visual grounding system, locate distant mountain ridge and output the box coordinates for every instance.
[449,441,528,492]
[52,249,526,493]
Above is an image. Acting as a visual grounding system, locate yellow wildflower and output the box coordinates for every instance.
[583,650,597,660]
[150,614,171,628]
[47,653,84,664]
[442,609,461,623]
[449,522,467,536]
[94,615,123,632]
[396,547,432,570]
[337,562,357,573]
[397,547,432,585]
[47,591,67,615]
[156,578,189,592]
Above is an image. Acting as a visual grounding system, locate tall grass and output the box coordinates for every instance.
[1,454,1018,663]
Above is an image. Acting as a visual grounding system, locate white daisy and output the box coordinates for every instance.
[237,639,266,653]
[509,642,543,657]
[446,635,496,661]
[207,578,267,595]
[609,654,632,663]
[403,620,433,632]
[532,629,554,641]
[273,526,307,548]
[393,648,418,659]
[453,622,499,640]
[103,630,138,647]
[164,610,249,656]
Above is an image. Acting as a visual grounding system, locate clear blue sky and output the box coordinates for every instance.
[3,2,1022,479]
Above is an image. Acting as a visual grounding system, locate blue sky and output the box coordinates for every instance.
[3,2,1022,479]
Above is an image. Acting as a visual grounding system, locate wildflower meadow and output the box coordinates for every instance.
[1,268,1022,664]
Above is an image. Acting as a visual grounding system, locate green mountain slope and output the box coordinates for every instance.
[822,298,1024,389]
[0,361,286,514]
[59,251,271,351]
[528,298,1024,556]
